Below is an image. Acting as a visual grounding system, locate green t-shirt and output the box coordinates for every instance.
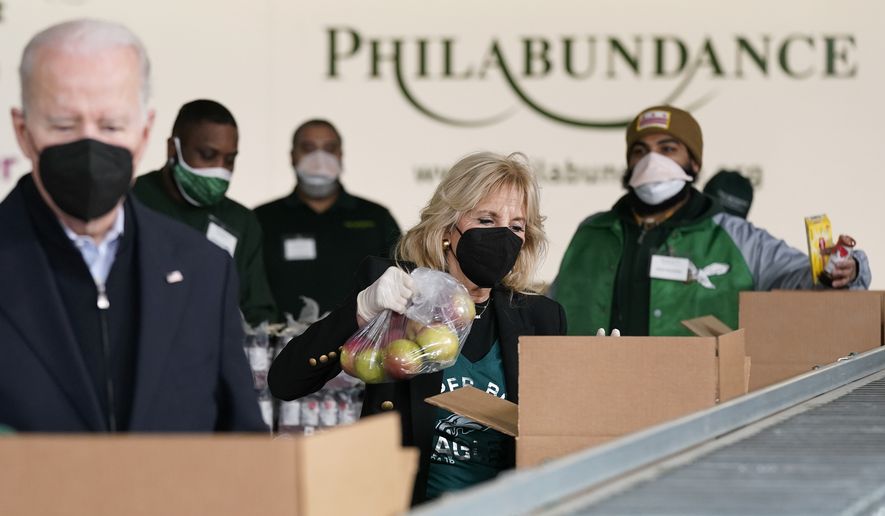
[425,323,512,500]
[132,170,278,325]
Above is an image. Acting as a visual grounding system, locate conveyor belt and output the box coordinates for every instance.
[412,347,885,516]
[557,374,885,515]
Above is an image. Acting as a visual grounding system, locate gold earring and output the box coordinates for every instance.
[442,239,451,250]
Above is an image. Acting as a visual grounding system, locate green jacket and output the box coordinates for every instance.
[553,191,872,336]
[133,170,278,325]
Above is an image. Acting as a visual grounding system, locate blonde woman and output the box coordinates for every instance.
[269,151,566,504]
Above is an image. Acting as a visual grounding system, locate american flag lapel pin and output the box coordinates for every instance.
[166,270,184,284]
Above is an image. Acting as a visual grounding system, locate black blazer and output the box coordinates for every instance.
[269,256,567,504]
[0,177,265,432]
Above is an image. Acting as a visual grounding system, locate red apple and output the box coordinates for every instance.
[386,313,408,344]
[444,291,476,329]
[416,324,460,364]
[383,338,424,379]
[341,335,370,375]
[353,348,386,383]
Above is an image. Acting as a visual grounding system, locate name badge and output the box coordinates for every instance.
[649,255,690,282]
[206,221,237,257]
[284,237,317,261]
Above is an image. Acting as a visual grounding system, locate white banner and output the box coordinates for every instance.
[1,0,882,286]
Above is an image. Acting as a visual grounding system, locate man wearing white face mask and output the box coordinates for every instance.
[553,105,871,337]
[255,119,401,317]
[134,99,278,325]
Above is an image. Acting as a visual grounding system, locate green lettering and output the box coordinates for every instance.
[563,37,597,79]
[736,36,769,77]
[370,39,402,78]
[695,38,725,77]
[825,35,857,77]
[654,35,688,77]
[607,36,642,78]
[417,39,429,78]
[778,35,815,79]
[442,39,473,79]
[327,27,361,78]
[523,38,552,77]
[477,39,506,79]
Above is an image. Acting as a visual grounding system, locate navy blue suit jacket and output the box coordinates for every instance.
[0,177,264,432]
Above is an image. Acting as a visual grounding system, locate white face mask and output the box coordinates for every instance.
[628,152,693,188]
[297,171,338,198]
[295,150,342,199]
[295,149,341,178]
[634,179,687,205]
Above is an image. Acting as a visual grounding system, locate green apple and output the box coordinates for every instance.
[340,336,369,374]
[353,348,386,383]
[416,324,460,364]
[405,318,425,340]
[384,338,424,379]
[339,345,356,373]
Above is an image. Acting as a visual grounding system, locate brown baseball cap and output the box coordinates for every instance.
[626,105,703,168]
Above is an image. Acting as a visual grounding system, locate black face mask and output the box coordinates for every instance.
[454,227,524,288]
[38,138,133,221]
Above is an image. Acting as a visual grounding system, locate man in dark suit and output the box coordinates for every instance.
[0,19,264,432]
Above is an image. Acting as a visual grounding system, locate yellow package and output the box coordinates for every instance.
[804,214,833,286]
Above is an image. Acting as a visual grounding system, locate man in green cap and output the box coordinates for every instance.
[552,105,871,336]
[133,99,277,325]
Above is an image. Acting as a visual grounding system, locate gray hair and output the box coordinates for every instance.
[19,19,151,113]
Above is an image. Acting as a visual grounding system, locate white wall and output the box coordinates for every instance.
[1,0,883,286]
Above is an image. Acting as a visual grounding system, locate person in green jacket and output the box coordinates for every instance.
[552,105,871,337]
[133,99,278,325]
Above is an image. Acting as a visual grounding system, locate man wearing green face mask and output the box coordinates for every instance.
[133,99,278,325]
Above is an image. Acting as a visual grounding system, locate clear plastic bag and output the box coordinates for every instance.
[341,267,475,383]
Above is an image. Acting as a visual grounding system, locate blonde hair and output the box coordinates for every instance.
[395,151,547,293]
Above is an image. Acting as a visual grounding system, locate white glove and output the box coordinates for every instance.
[357,267,415,323]
[595,328,621,337]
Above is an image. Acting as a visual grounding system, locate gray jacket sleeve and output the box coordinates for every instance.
[714,213,871,291]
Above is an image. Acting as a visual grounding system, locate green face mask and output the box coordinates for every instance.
[171,137,232,207]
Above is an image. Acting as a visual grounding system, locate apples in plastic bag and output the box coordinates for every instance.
[341,268,474,383]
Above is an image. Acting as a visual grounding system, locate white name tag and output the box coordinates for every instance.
[649,255,690,282]
[284,237,317,261]
[206,221,237,257]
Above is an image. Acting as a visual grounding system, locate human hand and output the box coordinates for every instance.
[821,234,857,288]
[356,267,414,325]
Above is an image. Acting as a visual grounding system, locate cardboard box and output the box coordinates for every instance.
[427,318,748,468]
[0,413,417,516]
[740,291,884,391]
